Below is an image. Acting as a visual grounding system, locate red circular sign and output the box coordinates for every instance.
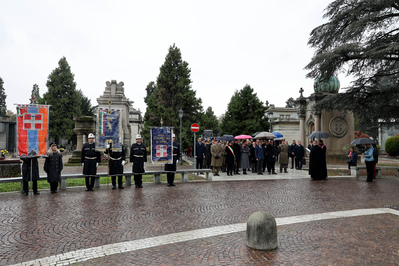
[191,123,200,132]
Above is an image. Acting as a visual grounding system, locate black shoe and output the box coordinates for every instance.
[34,191,40,195]
[90,188,95,191]
[112,185,117,190]
[258,173,263,175]
[51,190,57,193]
[169,183,176,186]
[86,188,91,191]
[118,185,124,189]
[137,185,143,188]
[24,191,28,196]
[268,172,271,175]
[272,172,277,175]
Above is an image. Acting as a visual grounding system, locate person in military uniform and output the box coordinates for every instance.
[130,134,147,188]
[21,155,40,196]
[211,139,224,176]
[44,142,63,193]
[105,142,126,189]
[81,133,101,191]
[164,134,180,186]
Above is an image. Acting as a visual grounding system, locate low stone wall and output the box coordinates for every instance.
[0,160,21,177]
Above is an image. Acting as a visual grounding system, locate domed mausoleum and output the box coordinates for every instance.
[313,76,340,94]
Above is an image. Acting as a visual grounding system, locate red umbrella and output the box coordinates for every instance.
[234,135,253,140]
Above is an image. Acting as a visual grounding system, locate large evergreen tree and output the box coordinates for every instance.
[0,77,6,116]
[77,89,95,116]
[221,85,269,136]
[43,57,81,143]
[143,44,203,149]
[198,106,219,137]
[306,0,399,138]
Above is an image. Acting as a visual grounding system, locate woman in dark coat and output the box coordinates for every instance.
[347,146,358,169]
[21,156,40,196]
[44,142,63,193]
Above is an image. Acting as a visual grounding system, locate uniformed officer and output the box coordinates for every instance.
[44,142,63,193]
[164,134,180,186]
[21,153,40,196]
[81,133,101,191]
[105,142,126,189]
[130,134,147,188]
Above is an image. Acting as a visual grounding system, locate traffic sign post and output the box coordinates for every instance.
[191,123,199,171]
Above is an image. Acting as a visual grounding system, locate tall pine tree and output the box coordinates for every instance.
[30,84,41,104]
[221,85,269,136]
[0,77,6,116]
[43,57,81,143]
[144,44,203,149]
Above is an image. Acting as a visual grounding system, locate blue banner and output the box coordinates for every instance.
[150,127,173,164]
[96,108,123,151]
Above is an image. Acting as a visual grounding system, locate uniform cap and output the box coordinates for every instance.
[172,134,176,138]
[50,142,57,147]
[88,133,95,139]
[136,134,142,139]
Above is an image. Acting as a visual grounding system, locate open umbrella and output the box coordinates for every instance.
[350,138,376,145]
[271,131,283,138]
[307,131,330,139]
[253,132,276,139]
[342,144,361,154]
[234,134,253,140]
[221,135,235,141]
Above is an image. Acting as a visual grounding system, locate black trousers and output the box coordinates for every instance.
[226,162,234,175]
[257,159,264,174]
[296,158,303,170]
[167,173,175,184]
[23,180,38,192]
[134,174,143,186]
[366,161,374,182]
[50,182,58,191]
[267,161,275,173]
[290,156,295,168]
[85,176,95,189]
[111,176,123,186]
[196,158,203,170]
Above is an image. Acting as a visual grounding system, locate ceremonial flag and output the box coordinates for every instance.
[150,127,173,164]
[96,108,123,151]
[16,104,50,156]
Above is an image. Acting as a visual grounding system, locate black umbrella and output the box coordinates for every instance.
[307,131,330,139]
[221,135,235,141]
[350,138,376,145]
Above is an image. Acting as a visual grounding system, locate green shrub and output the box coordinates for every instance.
[385,136,399,156]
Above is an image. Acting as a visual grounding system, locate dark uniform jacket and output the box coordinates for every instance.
[81,142,101,175]
[21,158,40,181]
[266,144,277,162]
[130,143,147,174]
[195,142,205,158]
[105,146,126,175]
[44,152,63,182]
[165,141,180,172]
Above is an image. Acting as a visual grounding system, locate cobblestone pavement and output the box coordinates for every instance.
[1,160,399,265]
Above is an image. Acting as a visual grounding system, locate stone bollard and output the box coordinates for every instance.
[246,211,278,250]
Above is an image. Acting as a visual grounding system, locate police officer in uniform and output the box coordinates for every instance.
[130,134,147,188]
[81,133,101,191]
[21,153,40,196]
[105,142,126,189]
[164,134,180,186]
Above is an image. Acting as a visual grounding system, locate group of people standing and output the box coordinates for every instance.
[348,144,379,182]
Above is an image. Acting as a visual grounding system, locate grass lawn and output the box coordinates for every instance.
[0,173,206,193]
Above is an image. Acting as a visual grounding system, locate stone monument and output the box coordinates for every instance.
[295,76,355,163]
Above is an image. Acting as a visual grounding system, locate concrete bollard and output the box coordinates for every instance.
[246,211,278,250]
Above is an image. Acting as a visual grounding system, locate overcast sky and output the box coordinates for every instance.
[1,0,349,118]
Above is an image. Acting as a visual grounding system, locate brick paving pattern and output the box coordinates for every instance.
[1,170,399,265]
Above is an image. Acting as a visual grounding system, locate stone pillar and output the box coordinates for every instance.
[246,211,278,250]
[314,112,321,132]
[299,116,305,143]
[76,133,83,151]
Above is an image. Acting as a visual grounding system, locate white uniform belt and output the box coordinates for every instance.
[85,157,97,159]
[134,155,144,157]
[110,157,122,160]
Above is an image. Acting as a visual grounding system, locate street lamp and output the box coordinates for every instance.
[178,109,183,165]
[267,111,274,132]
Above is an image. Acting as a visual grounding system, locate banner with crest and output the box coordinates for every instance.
[150,127,173,164]
[96,108,123,151]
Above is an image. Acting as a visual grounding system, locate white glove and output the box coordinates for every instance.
[176,160,179,163]
[122,160,125,165]
[96,163,98,167]
[106,144,110,149]
[82,163,84,166]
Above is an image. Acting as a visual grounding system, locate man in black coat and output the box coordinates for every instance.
[44,142,63,193]
[195,137,205,172]
[81,133,101,191]
[266,140,277,175]
[294,141,305,170]
[309,140,327,180]
[288,140,297,169]
[106,143,126,189]
[233,139,241,174]
[21,154,40,196]
[165,134,180,186]
[130,134,147,188]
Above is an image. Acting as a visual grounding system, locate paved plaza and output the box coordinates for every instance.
[1,159,399,265]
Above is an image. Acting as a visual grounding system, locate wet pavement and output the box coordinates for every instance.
[1,156,399,265]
